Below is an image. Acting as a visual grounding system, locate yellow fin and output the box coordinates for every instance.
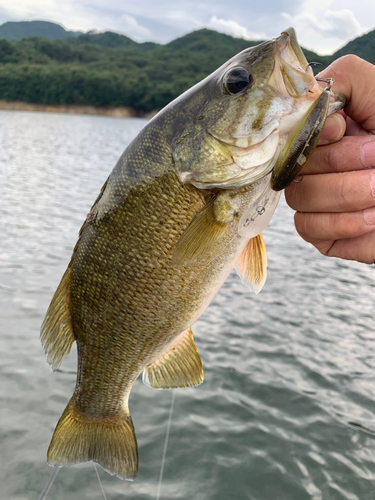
[236,233,267,294]
[48,401,138,481]
[40,267,75,371]
[143,328,204,389]
[172,199,227,265]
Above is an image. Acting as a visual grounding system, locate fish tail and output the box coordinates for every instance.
[47,400,138,480]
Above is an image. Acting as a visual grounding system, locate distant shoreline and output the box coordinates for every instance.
[0,100,157,119]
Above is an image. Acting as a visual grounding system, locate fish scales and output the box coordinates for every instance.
[41,27,345,479]
[71,143,245,407]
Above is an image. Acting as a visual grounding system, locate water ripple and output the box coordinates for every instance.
[1,111,375,499]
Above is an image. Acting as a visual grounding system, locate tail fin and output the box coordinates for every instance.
[47,401,138,480]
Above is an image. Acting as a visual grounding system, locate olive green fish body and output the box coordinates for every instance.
[41,27,345,480]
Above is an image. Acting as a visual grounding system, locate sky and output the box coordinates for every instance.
[0,0,373,55]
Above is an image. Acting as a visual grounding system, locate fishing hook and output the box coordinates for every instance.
[316,77,334,91]
[306,61,322,71]
[293,173,304,183]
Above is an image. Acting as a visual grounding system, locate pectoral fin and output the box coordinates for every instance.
[142,328,203,389]
[172,198,227,265]
[236,233,267,294]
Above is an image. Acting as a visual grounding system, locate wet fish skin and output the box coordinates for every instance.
[41,27,339,480]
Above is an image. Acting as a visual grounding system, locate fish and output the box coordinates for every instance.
[40,27,345,480]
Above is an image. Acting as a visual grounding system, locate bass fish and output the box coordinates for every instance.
[41,27,344,480]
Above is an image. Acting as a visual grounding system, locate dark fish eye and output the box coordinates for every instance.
[224,67,253,94]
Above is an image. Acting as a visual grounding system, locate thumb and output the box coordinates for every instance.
[317,55,375,135]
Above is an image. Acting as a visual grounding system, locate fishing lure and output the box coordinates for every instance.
[271,78,346,191]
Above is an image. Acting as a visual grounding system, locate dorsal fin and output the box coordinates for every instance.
[40,267,75,371]
[142,328,203,389]
[236,233,267,294]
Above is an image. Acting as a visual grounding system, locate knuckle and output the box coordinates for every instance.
[284,183,300,210]
[319,55,359,81]
[339,54,361,66]
[320,244,333,257]
[325,242,338,258]
[314,239,334,257]
[324,145,336,172]
[329,211,369,239]
[328,212,347,238]
[333,173,348,210]
[294,212,309,239]
[331,54,362,73]
[312,142,338,174]
[328,212,342,235]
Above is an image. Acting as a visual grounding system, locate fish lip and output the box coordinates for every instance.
[275,31,289,53]
[275,27,308,71]
[269,27,316,99]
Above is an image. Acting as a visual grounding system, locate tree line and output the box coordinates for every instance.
[0,28,371,113]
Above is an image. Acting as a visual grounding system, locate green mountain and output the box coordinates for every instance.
[166,28,257,55]
[332,29,375,64]
[68,30,158,51]
[0,20,82,41]
[0,21,373,113]
[70,30,138,48]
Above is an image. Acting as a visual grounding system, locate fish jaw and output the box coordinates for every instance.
[268,27,316,99]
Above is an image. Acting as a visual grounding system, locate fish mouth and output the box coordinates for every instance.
[271,27,320,99]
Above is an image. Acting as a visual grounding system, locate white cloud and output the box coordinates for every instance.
[0,0,152,41]
[207,16,266,41]
[0,0,373,52]
[105,14,151,40]
[287,8,363,38]
[282,7,367,54]
[321,9,363,38]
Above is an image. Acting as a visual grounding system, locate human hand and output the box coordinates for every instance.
[285,55,375,264]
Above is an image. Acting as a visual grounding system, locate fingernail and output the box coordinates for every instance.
[362,141,375,168]
[318,113,345,145]
[364,206,375,225]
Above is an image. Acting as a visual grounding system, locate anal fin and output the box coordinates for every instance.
[143,328,203,389]
[236,233,267,294]
[40,267,75,371]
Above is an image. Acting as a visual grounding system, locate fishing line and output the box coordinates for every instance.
[94,463,108,500]
[37,465,60,500]
[156,390,176,500]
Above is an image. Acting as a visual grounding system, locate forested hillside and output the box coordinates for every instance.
[0,20,82,40]
[0,22,372,113]
[333,29,375,64]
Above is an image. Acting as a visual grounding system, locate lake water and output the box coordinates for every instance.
[1,110,375,500]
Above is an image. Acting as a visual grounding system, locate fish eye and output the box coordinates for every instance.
[224,67,253,94]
